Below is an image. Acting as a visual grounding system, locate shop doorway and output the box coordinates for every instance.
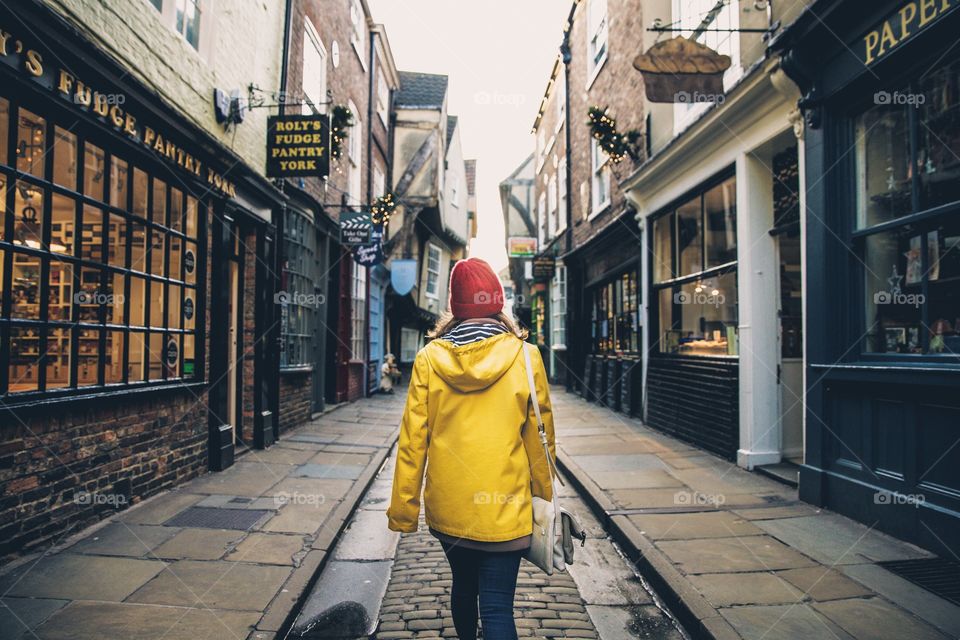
[226,236,241,445]
[776,232,803,464]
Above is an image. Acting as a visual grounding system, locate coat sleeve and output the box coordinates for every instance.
[521,345,556,501]
[386,351,430,532]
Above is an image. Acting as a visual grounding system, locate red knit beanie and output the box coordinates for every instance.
[448,258,504,319]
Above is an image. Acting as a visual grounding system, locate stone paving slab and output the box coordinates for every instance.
[67,523,181,557]
[0,554,167,601]
[550,388,957,640]
[1,597,68,640]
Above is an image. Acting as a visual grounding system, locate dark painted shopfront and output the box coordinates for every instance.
[0,3,281,557]
[647,173,739,459]
[775,0,960,555]
[567,218,643,418]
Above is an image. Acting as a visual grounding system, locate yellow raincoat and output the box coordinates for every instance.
[386,332,556,542]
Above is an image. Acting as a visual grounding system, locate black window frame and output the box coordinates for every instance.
[589,266,640,355]
[279,206,318,370]
[0,91,208,404]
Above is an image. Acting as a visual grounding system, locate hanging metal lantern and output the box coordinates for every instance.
[632,36,732,103]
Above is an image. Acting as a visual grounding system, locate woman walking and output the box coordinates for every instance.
[386,257,556,640]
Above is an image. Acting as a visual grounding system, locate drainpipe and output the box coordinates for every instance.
[560,8,576,391]
[279,0,294,116]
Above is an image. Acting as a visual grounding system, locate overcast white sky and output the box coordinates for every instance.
[367,0,571,273]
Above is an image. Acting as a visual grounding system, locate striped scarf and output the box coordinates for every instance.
[439,321,508,346]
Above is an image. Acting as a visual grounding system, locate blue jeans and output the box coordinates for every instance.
[439,541,523,640]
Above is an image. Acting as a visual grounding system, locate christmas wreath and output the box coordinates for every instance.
[587,106,642,164]
[331,105,355,160]
[371,192,397,226]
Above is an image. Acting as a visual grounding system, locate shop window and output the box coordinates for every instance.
[856,58,960,357]
[551,266,567,349]
[1,101,203,398]
[280,208,317,368]
[400,327,420,363]
[590,269,639,353]
[651,175,738,356]
[425,243,441,299]
[351,264,367,361]
[302,19,328,116]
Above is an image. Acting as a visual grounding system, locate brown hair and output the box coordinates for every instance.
[428,310,529,341]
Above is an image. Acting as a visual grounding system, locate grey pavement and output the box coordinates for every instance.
[0,392,405,640]
[551,388,960,640]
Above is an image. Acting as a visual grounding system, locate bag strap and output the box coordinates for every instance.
[523,343,564,487]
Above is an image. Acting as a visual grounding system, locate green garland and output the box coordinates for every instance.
[587,106,642,164]
[331,105,355,160]
[371,192,397,226]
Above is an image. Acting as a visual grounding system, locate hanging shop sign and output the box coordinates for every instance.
[632,36,731,103]
[340,210,372,246]
[508,237,538,257]
[391,259,418,295]
[0,24,238,197]
[860,1,959,66]
[533,255,556,280]
[353,226,384,266]
[266,114,330,178]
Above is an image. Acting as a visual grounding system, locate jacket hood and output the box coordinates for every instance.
[423,333,523,392]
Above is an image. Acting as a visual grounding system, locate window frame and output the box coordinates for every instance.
[302,19,329,116]
[347,100,362,204]
[425,242,441,300]
[551,265,567,350]
[590,138,611,218]
[279,207,317,370]
[557,157,568,234]
[1,94,207,402]
[350,263,367,361]
[350,0,367,71]
[586,0,609,89]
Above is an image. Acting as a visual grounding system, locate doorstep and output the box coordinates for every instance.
[550,387,960,640]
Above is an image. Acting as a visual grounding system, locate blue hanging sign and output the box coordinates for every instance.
[391,259,418,295]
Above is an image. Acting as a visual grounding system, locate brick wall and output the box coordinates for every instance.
[279,371,312,433]
[0,392,208,562]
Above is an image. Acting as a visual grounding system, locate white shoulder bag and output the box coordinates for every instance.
[522,343,587,575]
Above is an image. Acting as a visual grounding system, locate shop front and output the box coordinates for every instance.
[775,0,960,554]
[0,3,281,555]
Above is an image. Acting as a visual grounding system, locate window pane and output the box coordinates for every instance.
[110,157,129,208]
[0,176,6,239]
[169,187,183,233]
[83,143,105,200]
[169,235,182,280]
[653,213,674,283]
[677,197,702,277]
[150,229,165,276]
[131,222,147,272]
[150,280,165,327]
[77,327,99,386]
[130,276,146,326]
[659,272,738,356]
[704,178,736,268]
[856,105,911,228]
[918,61,960,211]
[151,178,166,226]
[0,97,8,165]
[108,271,125,325]
[105,330,123,384]
[46,327,71,389]
[164,334,180,378]
[16,108,45,177]
[108,214,127,268]
[53,127,77,190]
[148,332,163,380]
[11,252,41,319]
[863,227,924,354]
[78,266,101,322]
[81,205,104,263]
[48,260,73,321]
[928,217,960,356]
[9,326,41,393]
[132,168,148,219]
[168,283,182,329]
[186,196,198,239]
[183,333,196,378]
[129,331,146,381]
[50,194,75,256]
[13,181,44,250]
